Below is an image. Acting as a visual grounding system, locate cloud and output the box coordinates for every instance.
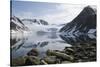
[14,4,88,24]
[13,11,34,19]
[37,4,86,24]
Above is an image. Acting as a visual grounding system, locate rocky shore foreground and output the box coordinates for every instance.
[11,42,96,66]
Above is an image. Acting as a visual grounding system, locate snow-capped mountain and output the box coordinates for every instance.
[59,6,96,35]
[10,15,65,34]
[10,16,29,33]
[21,18,63,34]
[22,19,49,25]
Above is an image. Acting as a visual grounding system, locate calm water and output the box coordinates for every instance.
[11,32,96,59]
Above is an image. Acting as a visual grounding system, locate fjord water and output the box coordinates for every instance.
[11,32,96,59]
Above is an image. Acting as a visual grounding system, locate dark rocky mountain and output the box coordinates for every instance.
[10,16,29,33]
[59,6,96,34]
[22,19,49,25]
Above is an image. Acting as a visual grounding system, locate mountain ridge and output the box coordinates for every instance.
[59,6,96,34]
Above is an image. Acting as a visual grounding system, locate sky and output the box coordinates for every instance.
[11,1,88,24]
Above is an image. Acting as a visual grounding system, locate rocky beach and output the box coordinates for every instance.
[11,42,96,66]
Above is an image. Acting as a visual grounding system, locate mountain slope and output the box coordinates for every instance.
[22,19,49,25]
[10,16,29,33]
[59,6,96,34]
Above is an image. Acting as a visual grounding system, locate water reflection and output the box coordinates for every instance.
[11,32,96,59]
[59,34,96,44]
[22,41,49,48]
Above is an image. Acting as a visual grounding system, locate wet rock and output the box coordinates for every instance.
[80,43,90,48]
[64,47,75,55]
[27,48,39,56]
[62,43,96,62]
[87,52,96,57]
[81,57,88,60]
[11,42,96,66]
[11,57,26,66]
[43,56,57,64]
[77,59,83,62]
[46,50,74,61]
[71,43,81,48]
[40,60,48,65]
[90,43,96,47]
[25,56,41,65]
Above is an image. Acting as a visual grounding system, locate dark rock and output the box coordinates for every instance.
[40,60,48,65]
[25,56,41,65]
[27,48,39,56]
[11,57,26,66]
[43,56,57,64]
[64,47,75,55]
[46,50,74,61]
[63,43,96,62]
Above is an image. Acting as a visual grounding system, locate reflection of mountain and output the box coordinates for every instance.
[11,35,27,51]
[47,33,58,39]
[10,38,19,46]
[36,31,48,36]
[10,16,29,33]
[22,19,48,25]
[60,6,96,34]
[11,31,96,59]
[59,34,96,44]
[11,39,25,51]
[22,41,49,48]
[36,30,58,39]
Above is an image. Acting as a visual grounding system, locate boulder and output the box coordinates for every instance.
[46,50,74,61]
[43,56,57,64]
[25,56,41,65]
[27,48,39,56]
[62,61,71,64]
[40,60,48,65]
[11,57,26,66]
[64,47,75,55]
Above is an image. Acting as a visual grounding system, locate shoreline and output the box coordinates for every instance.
[11,42,96,66]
